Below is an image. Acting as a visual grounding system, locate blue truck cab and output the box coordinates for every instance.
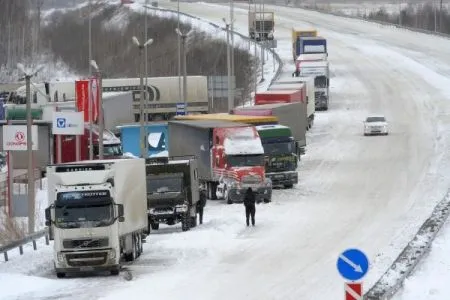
[117,122,168,158]
[295,36,327,57]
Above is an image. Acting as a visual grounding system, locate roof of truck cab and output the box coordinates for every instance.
[173,113,278,123]
[256,90,300,95]
[292,27,317,32]
[169,119,251,129]
[234,102,296,110]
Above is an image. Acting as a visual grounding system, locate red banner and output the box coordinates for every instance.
[75,80,89,121]
[89,77,100,123]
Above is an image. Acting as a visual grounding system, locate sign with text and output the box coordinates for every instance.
[52,111,84,135]
[2,125,38,151]
[76,79,100,123]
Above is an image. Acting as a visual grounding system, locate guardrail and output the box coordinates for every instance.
[0,228,49,262]
[142,5,283,89]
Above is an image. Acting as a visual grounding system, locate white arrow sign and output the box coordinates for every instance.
[339,254,363,273]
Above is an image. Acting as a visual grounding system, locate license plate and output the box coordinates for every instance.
[80,266,94,272]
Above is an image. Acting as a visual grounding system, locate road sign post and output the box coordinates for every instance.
[345,282,362,300]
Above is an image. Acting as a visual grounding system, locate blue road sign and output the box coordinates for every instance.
[337,248,369,281]
[56,118,66,128]
[176,102,186,116]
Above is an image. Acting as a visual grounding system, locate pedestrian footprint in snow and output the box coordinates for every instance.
[244,187,256,227]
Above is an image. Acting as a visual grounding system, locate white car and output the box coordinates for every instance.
[363,115,388,136]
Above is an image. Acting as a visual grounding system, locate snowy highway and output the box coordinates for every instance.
[2,1,450,299]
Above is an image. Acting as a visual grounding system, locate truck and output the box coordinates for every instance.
[145,156,200,232]
[291,27,317,60]
[293,36,327,60]
[254,89,306,106]
[44,158,148,278]
[248,10,275,41]
[256,124,298,188]
[168,120,272,204]
[117,122,168,158]
[15,76,209,120]
[294,59,330,111]
[231,102,307,157]
[53,123,123,163]
[268,77,315,130]
[174,113,278,126]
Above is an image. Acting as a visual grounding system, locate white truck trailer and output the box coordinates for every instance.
[44,158,148,278]
[268,77,316,130]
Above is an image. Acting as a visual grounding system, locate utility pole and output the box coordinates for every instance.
[177,0,182,105]
[176,28,193,115]
[88,0,93,160]
[230,0,235,76]
[17,63,42,234]
[90,60,103,159]
[144,0,149,150]
[132,36,153,158]
[439,0,443,32]
[260,0,265,82]
[253,0,257,93]
[223,19,233,112]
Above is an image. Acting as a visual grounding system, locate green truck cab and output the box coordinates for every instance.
[256,124,298,189]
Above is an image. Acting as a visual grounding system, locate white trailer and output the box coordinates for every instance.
[44,158,148,278]
[15,76,209,120]
[269,77,316,129]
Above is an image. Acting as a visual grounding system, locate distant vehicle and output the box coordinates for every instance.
[363,116,389,136]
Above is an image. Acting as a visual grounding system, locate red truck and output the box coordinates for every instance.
[53,123,123,163]
[168,120,272,204]
[254,89,305,106]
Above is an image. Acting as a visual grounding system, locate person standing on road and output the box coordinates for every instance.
[244,187,256,227]
[197,188,207,224]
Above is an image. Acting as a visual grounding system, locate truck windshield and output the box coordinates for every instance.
[262,141,294,155]
[94,144,123,157]
[54,190,114,228]
[315,76,328,87]
[147,176,183,194]
[227,154,264,167]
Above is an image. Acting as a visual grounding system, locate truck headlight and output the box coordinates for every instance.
[109,249,116,259]
[57,252,64,262]
[175,205,187,213]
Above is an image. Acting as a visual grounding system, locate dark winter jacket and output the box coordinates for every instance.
[244,189,256,206]
[198,189,207,208]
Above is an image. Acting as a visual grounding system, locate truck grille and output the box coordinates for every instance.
[66,252,108,267]
[242,175,262,184]
[63,238,109,249]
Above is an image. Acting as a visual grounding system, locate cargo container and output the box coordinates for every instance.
[291,28,318,60]
[254,89,305,106]
[44,158,148,277]
[231,102,307,156]
[174,113,278,126]
[294,36,327,59]
[168,120,272,204]
[269,77,315,130]
[116,122,168,158]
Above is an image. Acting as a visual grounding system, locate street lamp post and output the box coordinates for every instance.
[132,36,153,159]
[88,0,93,160]
[175,28,193,115]
[90,60,103,159]
[223,18,233,112]
[17,63,43,234]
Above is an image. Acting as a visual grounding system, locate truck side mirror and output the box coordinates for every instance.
[117,204,124,222]
[45,207,51,226]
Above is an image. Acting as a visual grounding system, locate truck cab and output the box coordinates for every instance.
[213,126,272,204]
[44,159,148,278]
[145,156,199,232]
[256,125,298,188]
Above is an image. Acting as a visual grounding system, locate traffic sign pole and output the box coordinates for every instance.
[345,282,362,300]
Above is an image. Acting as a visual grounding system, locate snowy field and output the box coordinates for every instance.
[2,1,450,299]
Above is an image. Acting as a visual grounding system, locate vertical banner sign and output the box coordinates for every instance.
[89,77,100,124]
[75,80,89,121]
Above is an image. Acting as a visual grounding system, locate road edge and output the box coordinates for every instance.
[364,190,450,299]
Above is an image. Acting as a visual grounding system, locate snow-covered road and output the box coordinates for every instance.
[2,2,450,299]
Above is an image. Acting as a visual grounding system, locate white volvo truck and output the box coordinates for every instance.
[44,158,148,278]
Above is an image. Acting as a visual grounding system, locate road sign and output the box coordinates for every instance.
[52,111,84,135]
[2,125,38,151]
[345,282,362,300]
[176,102,186,116]
[337,248,369,281]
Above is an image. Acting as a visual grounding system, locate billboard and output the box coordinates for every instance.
[2,125,38,151]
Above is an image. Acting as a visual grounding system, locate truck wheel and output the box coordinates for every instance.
[151,222,159,230]
[181,213,190,232]
[110,268,120,276]
[284,184,294,189]
[56,272,66,278]
[190,216,197,228]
